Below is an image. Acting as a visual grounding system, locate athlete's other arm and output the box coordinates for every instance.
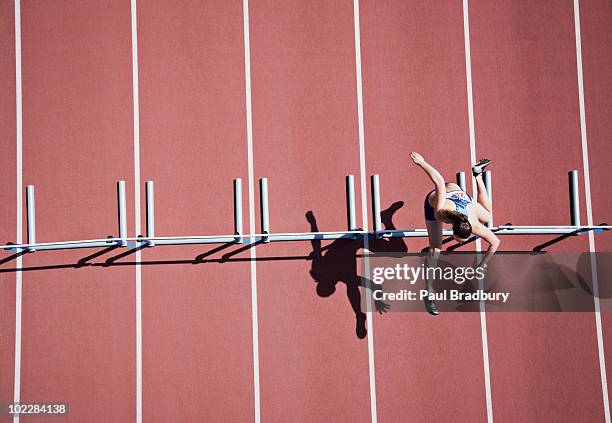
[410,152,446,214]
[470,223,500,267]
[305,211,322,260]
[360,277,390,314]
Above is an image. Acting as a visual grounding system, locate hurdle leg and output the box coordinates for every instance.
[371,174,382,234]
[568,170,580,227]
[26,185,36,252]
[456,171,466,192]
[145,181,155,246]
[234,178,243,243]
[346,175,357,231]
[117,181,127,247]
[260,178,269,243]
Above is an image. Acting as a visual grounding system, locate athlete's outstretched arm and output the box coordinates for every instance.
[410,152,446,212]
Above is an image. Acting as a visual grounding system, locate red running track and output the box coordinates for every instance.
[0,1,611,422]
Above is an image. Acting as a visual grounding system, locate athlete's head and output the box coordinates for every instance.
[440,209,472,242]
[316,282,336,297]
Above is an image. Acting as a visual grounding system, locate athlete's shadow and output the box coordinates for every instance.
[306,202,408,339]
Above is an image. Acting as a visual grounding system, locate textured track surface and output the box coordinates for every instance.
[0,1,611,422]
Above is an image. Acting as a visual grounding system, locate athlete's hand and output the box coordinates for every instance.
[305,210,316,224]
[474,261,488,279]
[410,152,425,166]
[375,299,391,314]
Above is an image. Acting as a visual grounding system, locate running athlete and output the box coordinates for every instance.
[411,152,500,315]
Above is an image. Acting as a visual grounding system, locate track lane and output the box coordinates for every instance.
[136,1,254,421]
[249,0,371,421]
[579,0,612,413]
[469,1,603,421]
[359,1,489,421]
[19,1,136,421]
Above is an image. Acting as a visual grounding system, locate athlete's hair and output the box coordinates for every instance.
[439,209,472,240]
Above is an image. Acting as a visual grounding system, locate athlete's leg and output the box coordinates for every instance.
[423,220,442,315]
[474,173,491,212]
[471,158,492,222]
[472,174,491,224]
[424,245,440,316]
[445,182,462,191]
[345,278,367,338]
[426,219,443,254]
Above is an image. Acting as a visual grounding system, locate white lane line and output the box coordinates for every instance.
[462,1,493,422]
[242,1,260,421]
[13,1,23,422]
[129,1,143,422]
[573,1,610,420]
[352,1,377,422]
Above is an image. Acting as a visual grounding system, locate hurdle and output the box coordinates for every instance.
[3,182,129,252]
[1,171,609,254]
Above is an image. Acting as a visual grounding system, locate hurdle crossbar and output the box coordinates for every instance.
[2,225,609,252]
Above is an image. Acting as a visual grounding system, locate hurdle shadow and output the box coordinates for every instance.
[432,252,599,313]
[306,201,408,339]
[103,244,149,266]
[0,250,28,266]
[76,245,121,268]
[194,242,236,263]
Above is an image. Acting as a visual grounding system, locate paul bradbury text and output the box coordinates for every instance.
[373,289,509,303]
